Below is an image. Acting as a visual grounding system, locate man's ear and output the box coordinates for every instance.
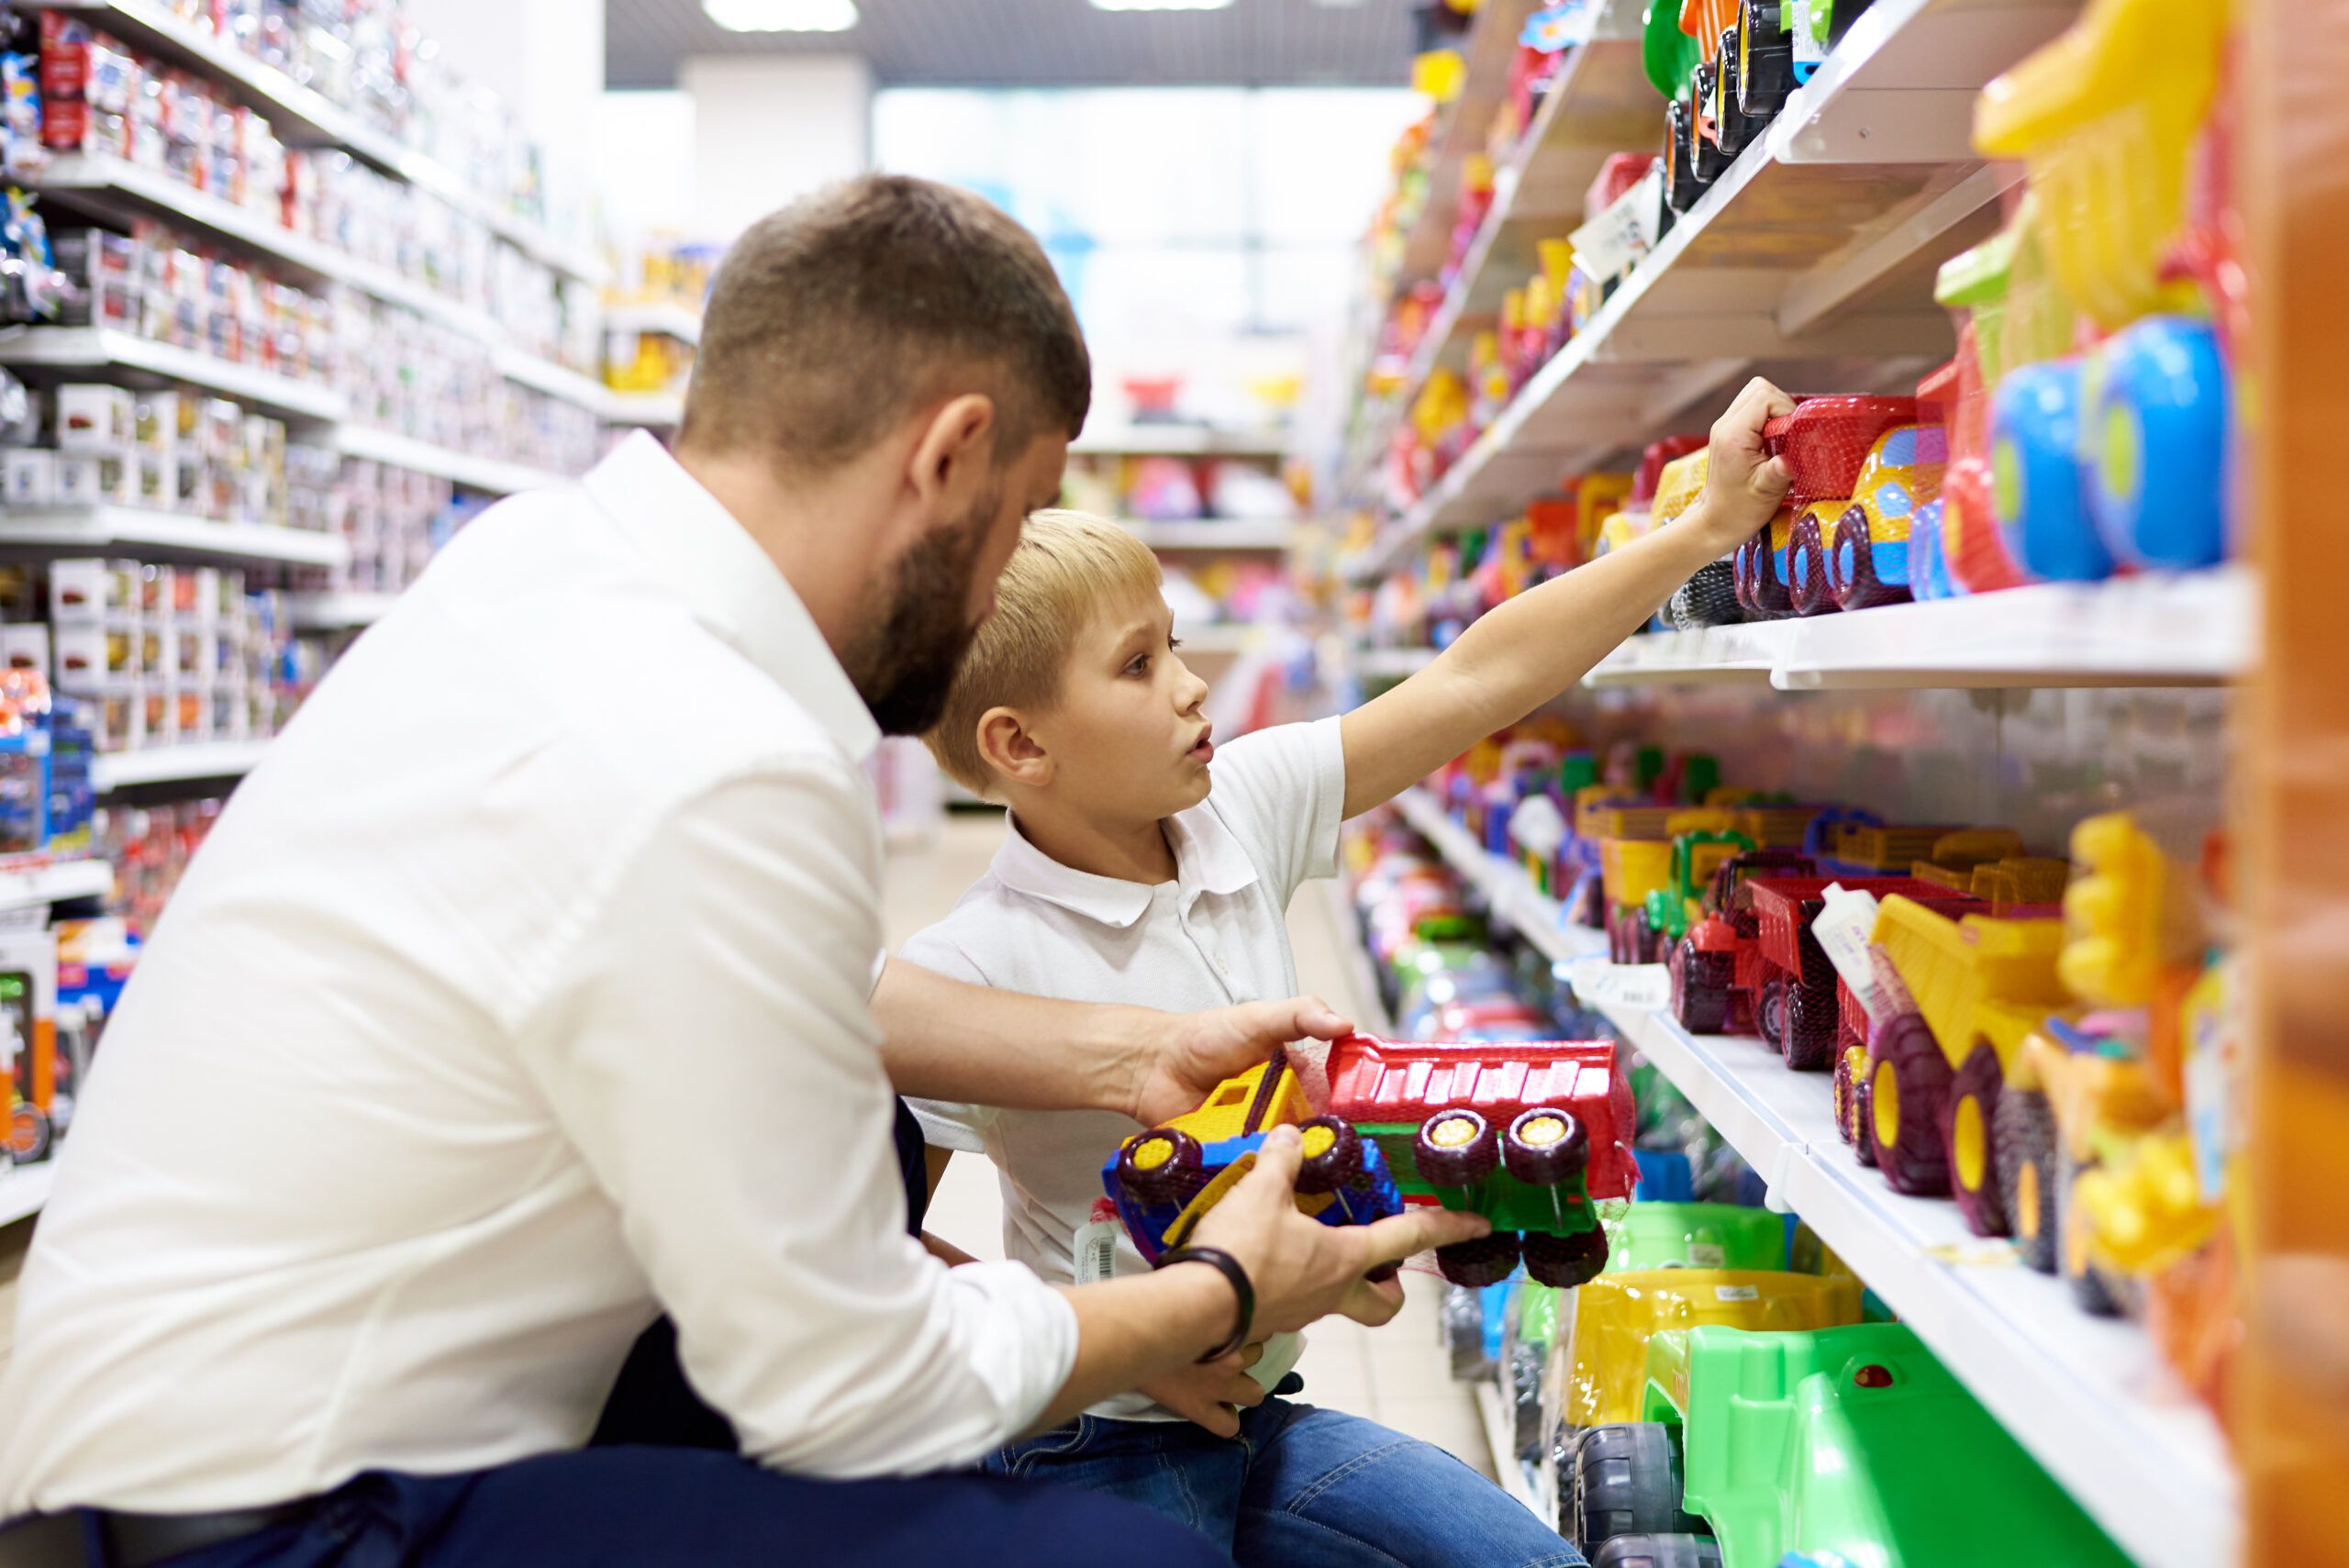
[909,394,997,506]
[976,706,1051,789]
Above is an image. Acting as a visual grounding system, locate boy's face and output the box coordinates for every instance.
[1028,585,1215,827]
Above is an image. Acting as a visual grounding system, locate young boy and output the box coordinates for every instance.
[898,380,1795,1565]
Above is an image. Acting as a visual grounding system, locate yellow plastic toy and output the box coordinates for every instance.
[1974,0,2228,329]
[2060,811,2198,1006]
[1575,473,1635,560]
[1652,450,1709,530]
[1555,1269,1864,1430]
[1866,897,2073,1236]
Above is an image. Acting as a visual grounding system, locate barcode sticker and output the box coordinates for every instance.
[1687,1242,1726,1267]
[1075,1203,1123,1286]
[1715,1284,1759,1303]
[1811,885,1890,1020]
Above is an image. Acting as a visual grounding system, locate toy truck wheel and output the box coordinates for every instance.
[1849,1048,1880,1168]
[1593,1536,1724,1568]
[7,1102,51,1164]
[1664,102,1705,214]
[1736,0,1797,118]
[1780,984,1836,1072]
[1523,1225,1609,1287]
[1669,939,1734,1034]
[1755,977,1788,1051]
[2060,1149,2122,1317]
[1997,1086,2060,1273]
[1689,72,1731,183]
[1832,1044,1861,1145]
[1713,28,1761,158]
[1416,1108,1502,1187]
[1868,1015,1952,1195]
[1943,1046,2009,1236]
[1572,1423,1705,1551]
[1831,503,1911,610]
[1434,1229,1521,1288]
[1667,559,1743,630]
[1742,528,1794,617]
[1117,1128,1204,1208]
[1504,1107,1590,1185]
[1787,509,1837,617]
[1296,1116,1366,1195]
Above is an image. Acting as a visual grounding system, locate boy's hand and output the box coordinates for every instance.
[1188,1127,1489,1333]
[1129,996,1354,1127]
[1687,375,1798,553]
[1138,1343,1270,1438]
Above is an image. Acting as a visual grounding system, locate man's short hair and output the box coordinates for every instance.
[922,510,1163,795]
[681,174,1091,473]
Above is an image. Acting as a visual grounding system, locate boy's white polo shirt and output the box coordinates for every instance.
[903,716,1346,1424]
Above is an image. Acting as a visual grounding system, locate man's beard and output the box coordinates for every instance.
[841,483,1000,737]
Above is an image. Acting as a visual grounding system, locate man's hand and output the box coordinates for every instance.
[1687,375,1798,553]
[1186,1126,1489,1333]
[1127,996,1354,1127]
[1138,1344,1270,1438]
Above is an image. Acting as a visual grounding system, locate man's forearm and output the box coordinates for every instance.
[874,958,1154,1117]
[1023,1267,1235,1434]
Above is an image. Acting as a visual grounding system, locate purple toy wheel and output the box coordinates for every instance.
[1755,977,1788,1051]
[1503,1106,1591,1185]
[1831,506,1910,610]
[1831,1045,1860,1146]
[1435,1229,1522,1288]
[1117,1128,1204,1207]
[1415,1108,1501,1187]
[1297,1116,1366,1195]
[1868,1015,1951,1196]
[1787,509,1836,617]
[1522,1226,1609,1289]
[1943,1046,2008,1237]
[1668,940,1733,1035]
[1779,983,1837,1072]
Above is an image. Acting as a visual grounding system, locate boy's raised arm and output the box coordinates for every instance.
[1339,377,1797,819]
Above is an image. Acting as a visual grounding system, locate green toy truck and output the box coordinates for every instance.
[1568,1323,2129,1568]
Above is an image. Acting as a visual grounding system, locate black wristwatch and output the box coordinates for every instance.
[1156,1245,1256,1363]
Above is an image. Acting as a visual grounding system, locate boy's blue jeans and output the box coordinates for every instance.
[985,1397,1586,1568]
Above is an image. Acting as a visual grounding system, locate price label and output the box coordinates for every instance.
[1569,170,1661,284]
[1715,1284,1759,1303]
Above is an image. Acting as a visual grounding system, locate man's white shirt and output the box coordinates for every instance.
[0,431,1076,1515]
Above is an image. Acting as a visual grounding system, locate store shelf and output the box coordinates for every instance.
[1352,646,1440,681]
[605,303,702,344]
[1321,876,1397,1038]
[43,0,605,284]
[1387,785,2238,1568]
[1070,424,1287,458]
[0,1161,56,1229]
[287,590,398,631]
[603,392,685,428]
[0,859,114,911]
[334,427,567,495]
[1394,788,1607,965]
[1120,520,1294,551]
[1394,0,1540,285]
[1580,569,2253,690]
[493,347,613,413]
[1352,0,2085,573]
[94,740,271,792]
[0,328,345,424]
[1177,626,1262,655]
[0,506,350,567]
[1473,1380,1544,1521]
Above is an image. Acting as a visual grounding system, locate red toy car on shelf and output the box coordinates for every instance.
[1737,396,1920,618]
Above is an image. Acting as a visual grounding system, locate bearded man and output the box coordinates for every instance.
[0,177,1478,1568]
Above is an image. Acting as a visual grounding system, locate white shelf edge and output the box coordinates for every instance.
[1071,425,1287,458]
[43,0,605,285]
[0,1160,57,1228]
[1473,1379,1545,1521]
[602,392,685,428]
[0,328,346,423]
[334,428,568,496]
[1177,626,1263,655]
[0,859,114,911]
[1120,520,1295,551]
[492,347,615,415]
[93,739,272,792]
[287,590,398,631]
[1388,784,2239,1568]
[0,506,350,567]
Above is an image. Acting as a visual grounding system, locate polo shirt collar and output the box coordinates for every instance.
[582,431,881,763]
[993,805,1261,929]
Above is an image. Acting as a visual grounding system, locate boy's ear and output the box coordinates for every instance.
[976,706,1052,789]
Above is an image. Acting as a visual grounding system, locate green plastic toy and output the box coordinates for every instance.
[1601,1200,1787,1273]
[1570,1323,2131,1567]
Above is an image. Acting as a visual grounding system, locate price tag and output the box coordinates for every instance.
[1687,1242,1725,1267]
[1568,170,1661,284]
[1604,963,1672,1012]
[1810,884,1895,1022]
[1714,1284,1759,1303]
[1074,1199,1123,1286]
[1566,955,1616,1005]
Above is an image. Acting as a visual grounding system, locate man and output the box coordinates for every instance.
[0,176,1484,1567]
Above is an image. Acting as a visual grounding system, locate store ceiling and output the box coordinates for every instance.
[605,0,1426,89]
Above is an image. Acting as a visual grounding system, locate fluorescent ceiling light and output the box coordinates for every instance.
[702,0,859,31]
[1089,0,1237,10]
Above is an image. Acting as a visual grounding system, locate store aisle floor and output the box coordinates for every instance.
[881,809,1497,1483]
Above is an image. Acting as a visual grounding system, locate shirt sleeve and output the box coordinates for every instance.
[893,927,998,1155]
[513,762,1074,1477]
[1203,716,1348,907]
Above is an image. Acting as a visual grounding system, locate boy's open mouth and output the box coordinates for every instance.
[1186,725,1215,764]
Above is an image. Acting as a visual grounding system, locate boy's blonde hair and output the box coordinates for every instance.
[923,509,1163,795]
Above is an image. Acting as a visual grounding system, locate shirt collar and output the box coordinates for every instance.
[581,431,881,763]
[991,806,1260,929]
